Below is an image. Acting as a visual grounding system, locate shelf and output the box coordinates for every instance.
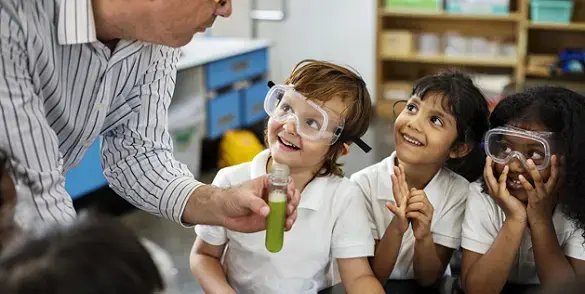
[528,22,585,32]
[380,9,520,22]
[382,53,517,67]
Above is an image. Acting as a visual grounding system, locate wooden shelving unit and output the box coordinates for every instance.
[376,0,585,112]
[527,21,585,31]
[381,53,518,67]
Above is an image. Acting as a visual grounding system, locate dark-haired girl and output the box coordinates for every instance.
[351,70,490,285]
[461,86,585,293]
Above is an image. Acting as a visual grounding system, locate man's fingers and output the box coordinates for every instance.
[223,216,266,233]
[285,208,297,231]
[247,193,270,217]
[287,179,301,208]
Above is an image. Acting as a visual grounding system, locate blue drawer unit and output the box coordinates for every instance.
[242,80,269,125]
[207,90,242,139]
[206,49,268,91]
[65,139,108,200]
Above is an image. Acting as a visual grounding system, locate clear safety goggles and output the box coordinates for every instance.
[264,81,371,153]
[484,125,555,170]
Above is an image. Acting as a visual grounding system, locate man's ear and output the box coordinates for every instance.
[339,143,350,156]
[449,143,472,159]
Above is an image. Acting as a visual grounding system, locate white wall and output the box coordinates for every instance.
[209,0,378,101]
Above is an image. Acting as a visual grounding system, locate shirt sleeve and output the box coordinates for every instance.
[350,172,380,240]
[431,179,469,249]
[461,183,499,254]
[0,5,76,229]
[194,168,232,246]
[563,225,585,260]
[101,47,204,227]
[331,183,375,259]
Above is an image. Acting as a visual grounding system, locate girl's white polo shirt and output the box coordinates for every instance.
[461,182,585,284]
[194,150,375,293]
[350,151,470,280]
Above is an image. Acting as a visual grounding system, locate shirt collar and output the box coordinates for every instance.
[380,151,444,208]
[58,0,98,45]
[250,150,324,211]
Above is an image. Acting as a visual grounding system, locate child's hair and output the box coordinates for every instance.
[0,211,164,294]
[270,59,372,177]
[488,86,585,237]
[410,70,490,182]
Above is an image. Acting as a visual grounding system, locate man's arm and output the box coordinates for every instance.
[101,47,209,226]
[0,4,76,228]
[100,47,298,229]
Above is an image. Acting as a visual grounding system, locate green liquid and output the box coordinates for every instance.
[266,200,287,253]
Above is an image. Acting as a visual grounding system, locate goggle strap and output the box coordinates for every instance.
[339,131,372,153]
[353,138,372,153]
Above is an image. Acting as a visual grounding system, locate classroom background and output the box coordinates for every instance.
[64,0,585,293]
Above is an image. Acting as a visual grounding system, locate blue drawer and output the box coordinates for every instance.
[65,139,108,200]
[242,81,269,125]
[207,91,242,139]
[206,49,268,91]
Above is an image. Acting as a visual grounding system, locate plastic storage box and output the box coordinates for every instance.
[445,0,510,14]
[385,0,442,11]
[531,0,574,23]
[168,96,206,179]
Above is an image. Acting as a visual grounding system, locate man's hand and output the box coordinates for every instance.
[219,175,300,233]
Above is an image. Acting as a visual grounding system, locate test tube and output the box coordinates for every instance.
[265,163,290,253]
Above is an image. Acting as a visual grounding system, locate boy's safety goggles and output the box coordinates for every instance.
[264,81,371,153]
[484,125,555,170]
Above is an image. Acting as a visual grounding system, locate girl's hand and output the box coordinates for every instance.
[521,156,559,227]
[406,189,434,241]
[484,157,527,223]
[387,164,410,233]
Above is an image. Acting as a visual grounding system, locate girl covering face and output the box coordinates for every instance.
[461,86,585,293]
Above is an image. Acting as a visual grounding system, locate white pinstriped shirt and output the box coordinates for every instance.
[0,0,204,230]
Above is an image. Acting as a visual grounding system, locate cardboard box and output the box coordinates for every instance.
[376,81,412,119]
[381,31,414,56]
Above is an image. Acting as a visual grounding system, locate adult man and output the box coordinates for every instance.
[0,0,299,232]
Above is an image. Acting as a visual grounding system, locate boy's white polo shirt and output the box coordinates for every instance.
[350,151,470,280]
[195,150,375,292]
[462,182,585,284]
